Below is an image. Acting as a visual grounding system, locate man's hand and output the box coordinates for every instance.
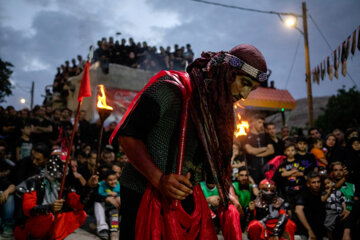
[109,191,118,197]
[0,170,10,178]
[341,209,350,221]
[87,175,99,188]
[269,236,279,240]
[106,196,120,209]
[207,195,220,207]
[158,172,193,200]
[73,172,82,179]
[308,230,317,240]
[52,199,65,213]
[0,191,9,205]
[248,201,255,211]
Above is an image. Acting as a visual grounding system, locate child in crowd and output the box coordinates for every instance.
[96,170,121,240]
[321,175,349,239]
[231,143,245,181]
[295,137,317,175]
[15,123,33,161]
[278,143,305,215]
[311,138,328,169]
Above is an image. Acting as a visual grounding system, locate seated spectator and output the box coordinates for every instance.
[311,138,328,170]
[280,126,291,143]
[111,162,124,180]
[295,137,317,175]
[200,174,221,233]
[321,174,349,239]
[14,154,98,239]
[99,145,115,166]
[344,136,360,231]
[30,106,53,145]
[0,141,15,238]
[232,166,258,231]
[95,170,120,240]
[69,58,79,77]
[324,133,343,166]
[183,43,194,64]
[247,179,296,240]
[70,159,87,192]
[78,151,97,181]
[330,161,355,239]
[295,171,326,239]
[278,142,305,215]
[15,122,33,162]
[77,55,86,70]
[308,127,322,142]
[231,143,245,181]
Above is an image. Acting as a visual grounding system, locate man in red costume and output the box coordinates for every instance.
[247,179,296,240]
[14,153,98,240]
[110,44,268,239]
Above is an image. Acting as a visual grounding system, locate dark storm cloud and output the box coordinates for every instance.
[0,8,110,107]
[1,0,360,109]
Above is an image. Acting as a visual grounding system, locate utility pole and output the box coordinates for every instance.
[302,2,314,127]
[30,81,34,110]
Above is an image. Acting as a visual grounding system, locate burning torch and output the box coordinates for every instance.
[95,84,113,173]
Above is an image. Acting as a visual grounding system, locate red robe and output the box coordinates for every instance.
[14,191,86,240]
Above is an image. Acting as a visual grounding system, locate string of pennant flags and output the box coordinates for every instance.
[312,25,360,84]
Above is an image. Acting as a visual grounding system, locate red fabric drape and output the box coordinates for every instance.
[247,218,296,240]
[218,204,242,240]
[15,191,86,240]
[77,61,91,102]
[135,184,217,240]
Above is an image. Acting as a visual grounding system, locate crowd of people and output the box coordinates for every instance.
[0,103,359,239]
[204,114,359,239]
[0,104,128,239]
[93,36,194,73]
[48,36,194,108]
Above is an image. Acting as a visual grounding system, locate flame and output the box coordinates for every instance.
[97,85,113,110]
[234,106,249,137]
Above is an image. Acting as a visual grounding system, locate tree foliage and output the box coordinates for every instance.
[0,58,13,102]
[316,87,360,133]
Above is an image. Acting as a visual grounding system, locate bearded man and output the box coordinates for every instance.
[110,44,268,239]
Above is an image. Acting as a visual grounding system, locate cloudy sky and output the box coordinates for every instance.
[1,0,359,110]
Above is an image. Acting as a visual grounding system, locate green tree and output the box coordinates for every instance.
[316,87,360,133]
[0,58,13,102]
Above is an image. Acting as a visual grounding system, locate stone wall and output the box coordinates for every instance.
[66,62,154,121]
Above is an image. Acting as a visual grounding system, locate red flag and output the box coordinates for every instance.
[77,61,91,102]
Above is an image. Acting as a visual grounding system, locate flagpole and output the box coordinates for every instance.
[58,46,94,199]
[58,100,82,199]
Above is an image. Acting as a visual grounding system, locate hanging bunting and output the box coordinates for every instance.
[341,41,346,62]
[345,36,351,59]
[312,69,316,83]
[321,60,326,80]
[358,26,360,51]
[334,48,339,79]
[341,41,347,77]
[316,65,320,84]
[327,56,333,80]
[351,30,357,55]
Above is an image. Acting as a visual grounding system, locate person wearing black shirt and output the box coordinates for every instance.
[295,137,317,175]
[295,171,326,239]
[265,122,284,160]
[244,115,274,183]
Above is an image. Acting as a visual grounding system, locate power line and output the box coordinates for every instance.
[285,33,302,89]
[191,0,301,17]
[309,15,333,51]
